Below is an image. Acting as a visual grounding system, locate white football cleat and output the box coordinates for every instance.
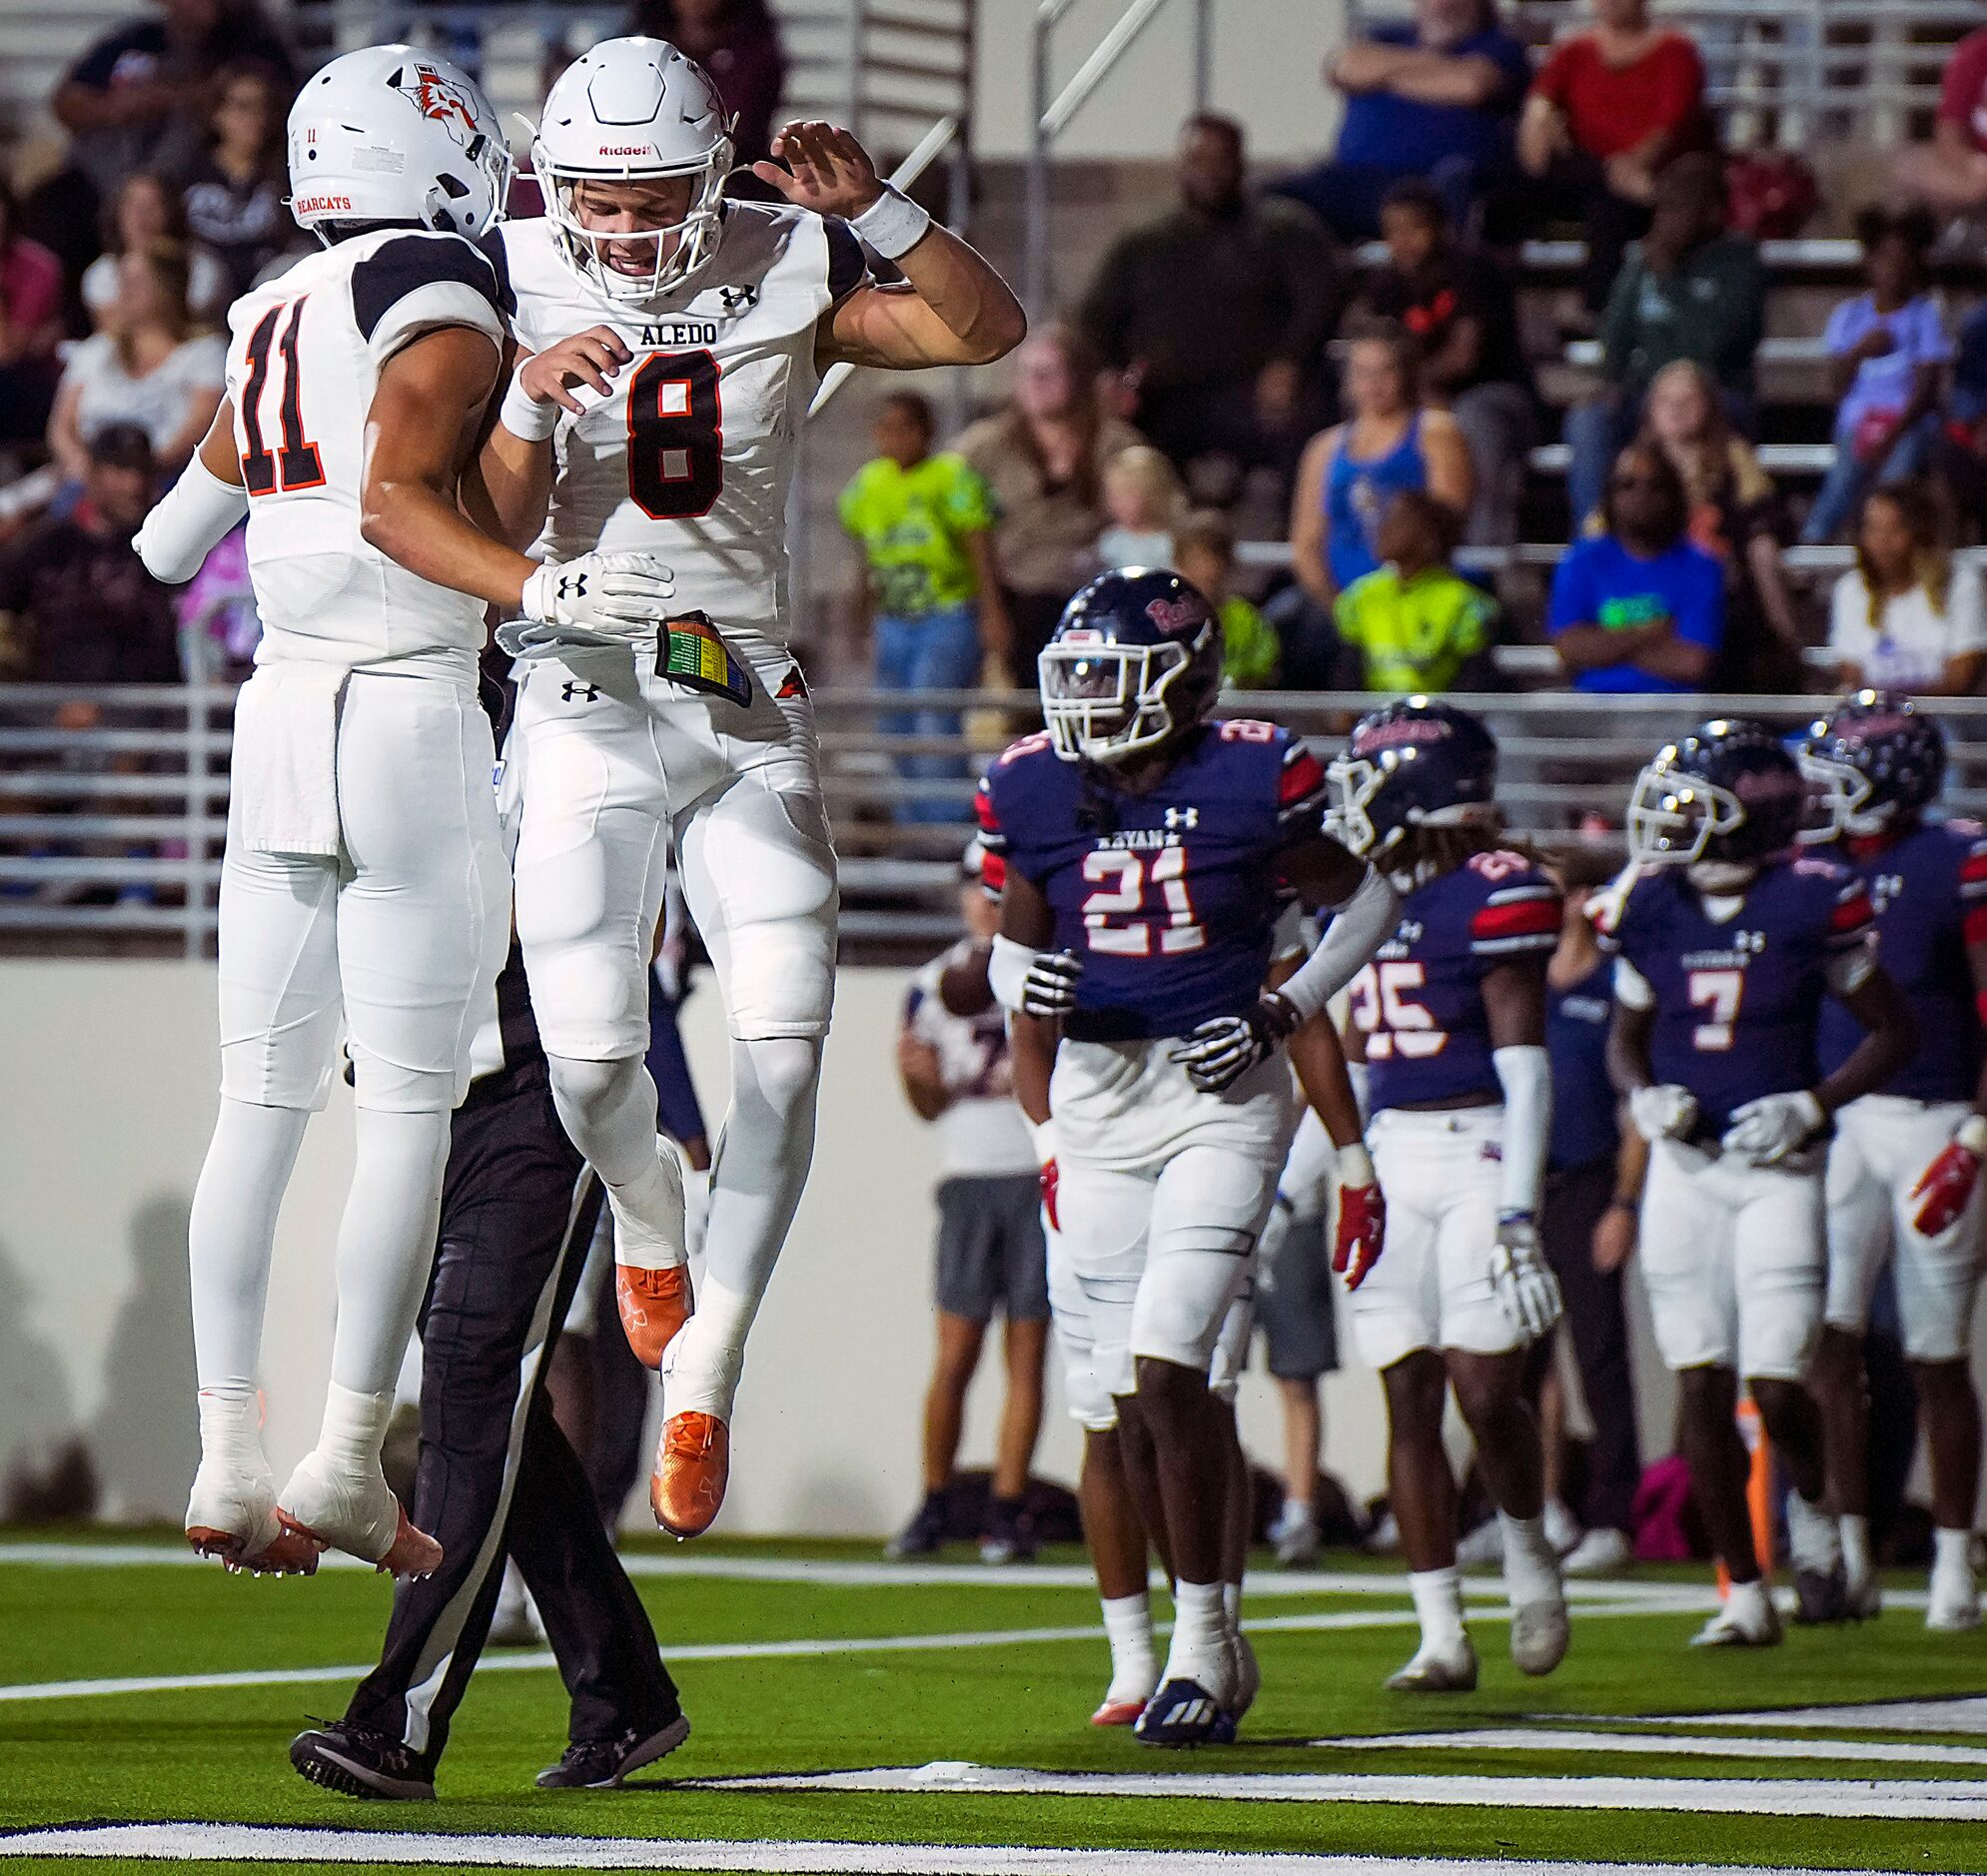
[1689,1589,1783,1648]
[185,1458,319,1576]
[277,1452,442,1577]
[1510,1593,1570,1676]
[1384,1634,1479,1692]
[1562,1526,1634,1577]
[1928,1570,1982,1632]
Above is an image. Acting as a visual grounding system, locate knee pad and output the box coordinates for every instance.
[736,1035,823,1121]
[1130,1237,1253,1373]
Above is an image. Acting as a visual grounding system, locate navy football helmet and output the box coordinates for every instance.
[1798,689,1946,840]
[1627,718,1805,872]
[1324,697,1499,860]
[1038,568,1224,764]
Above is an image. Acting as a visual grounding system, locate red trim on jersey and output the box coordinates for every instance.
[980,849,1008,894]
[1471,895,1563,942]
[1831,890,1875,934]
[1966,904,1987,946]
[974,788,1001,836]
[1280,748,1327,806]
[1961,849,1987,886]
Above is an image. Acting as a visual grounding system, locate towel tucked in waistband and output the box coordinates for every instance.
[237,660,347,858]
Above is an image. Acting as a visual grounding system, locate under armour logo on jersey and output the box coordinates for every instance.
[560,680,600,703]
[718,284,759,313]
[1164,807,1200,829]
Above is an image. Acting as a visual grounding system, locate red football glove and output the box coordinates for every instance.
[1039,1157,1061,1233]
[1332,1144,1385,1291]
[1911,1118,1987,1236]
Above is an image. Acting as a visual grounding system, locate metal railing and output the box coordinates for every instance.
[15,680,1987,955]
[1025,0,1211,316]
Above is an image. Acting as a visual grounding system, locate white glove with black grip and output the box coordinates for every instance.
[497,552,676,659]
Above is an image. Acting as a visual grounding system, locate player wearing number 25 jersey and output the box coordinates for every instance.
[1606,717,1915,1643]
[1325,697,1567,1697]
[482,37,1026,1539]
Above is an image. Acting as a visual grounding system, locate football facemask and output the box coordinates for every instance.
[1038,636,1193,765]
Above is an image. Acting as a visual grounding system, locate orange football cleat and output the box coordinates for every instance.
[650,1411,728,1538]
[185,1522,322,1577]
[616,1265,694,1370]
[1090,1698,1146,1727]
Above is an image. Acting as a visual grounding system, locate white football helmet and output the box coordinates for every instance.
[288,46,509,242]
[531,36,734,303]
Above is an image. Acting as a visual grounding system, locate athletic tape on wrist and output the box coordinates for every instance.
[850,186,933,261]
[499,374,560,444]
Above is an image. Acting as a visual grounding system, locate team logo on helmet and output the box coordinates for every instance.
[393,62,481,142]
[1144,592,1210,636]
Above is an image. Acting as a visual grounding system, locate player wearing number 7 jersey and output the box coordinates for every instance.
[1603,718,1915,1644]
[477,37,1026,1538]
[1326,698,1570,1695]
[131,47,682,1578]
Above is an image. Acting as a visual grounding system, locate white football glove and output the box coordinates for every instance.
[1019,949,1084,1018]
[1169,993,1300,1095]
[1490,1212,1563,1340]
[496,552,677,658]
[1721,1089,1826,1166]
[1629,1082,1700,1144]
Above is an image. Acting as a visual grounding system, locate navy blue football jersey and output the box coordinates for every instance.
[1350,850,1561,1113]
[1817,820,1987,1102]
[976,721,1328,1039]
[1599,857,1875,1135]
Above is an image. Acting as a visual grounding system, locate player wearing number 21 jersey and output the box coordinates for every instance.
[1325,698,1568,1698]
[981,569,1399,1746]
[1605,717,1915,1645]
[480,36,1025,1539]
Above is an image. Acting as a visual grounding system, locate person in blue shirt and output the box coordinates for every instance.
[1548,444,1724,694]
[1271,0,1531,241]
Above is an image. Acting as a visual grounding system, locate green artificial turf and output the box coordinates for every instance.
[3,1535,1985,1872]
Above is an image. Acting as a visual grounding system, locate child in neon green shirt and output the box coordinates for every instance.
[1333,489,1498,693]
[1177,510,1281,690]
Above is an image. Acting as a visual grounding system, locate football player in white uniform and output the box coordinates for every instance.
[477,37,1025,1536]
[136,47,678,1575]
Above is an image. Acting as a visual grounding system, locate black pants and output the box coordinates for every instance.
[345,1078,678,1765]
[1536,1154,1643,1536]
[1529,152,1651,314]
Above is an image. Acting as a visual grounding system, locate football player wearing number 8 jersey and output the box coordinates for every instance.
[1604,719,1915,1644]
[1327,698,1571,1694]
[477,39,1025,1537]
[979,569,1399,1745]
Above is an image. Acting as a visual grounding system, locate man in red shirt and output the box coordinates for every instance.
[1895,28,1987,214]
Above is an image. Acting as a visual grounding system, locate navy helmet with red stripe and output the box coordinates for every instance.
[1324,696,1499,861]
[1798,689,1946,839]
[1627,717,1805,871]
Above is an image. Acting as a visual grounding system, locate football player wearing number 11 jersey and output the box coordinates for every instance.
[477,38,1024,1537]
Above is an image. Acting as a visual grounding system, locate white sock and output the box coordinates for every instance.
[311,1383,393,1477]
[1839,1512,1873,1587]
[1409,1565,1467,1651]
[1101,1591,1157,1701]
[326,1107,452,1397]
[608,1145,687,1271]
[196,1386,267,1473]
[1163,1579,1229,1687]
[1934,1526,1976,1582]
[1725,1575,1771,1627]
[661,1275,758,1419]
[1785,1488,1843,1576]
[699,1036,822,1303]
[187,1098,310,1390]
[1497,1510,1562,1607]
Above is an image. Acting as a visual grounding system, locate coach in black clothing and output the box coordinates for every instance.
[290,941,685,1800]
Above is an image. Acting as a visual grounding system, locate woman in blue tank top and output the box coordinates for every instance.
[1291,325,1475,603]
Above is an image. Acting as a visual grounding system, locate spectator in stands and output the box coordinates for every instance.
[1802,207,1952,546]
[1894,26,1987,217]
[1274,0,1531,241]
[1175,511,1281,690]
[1637,360,1801,690]
[1092,446,1184,572]
[49,241,225,488]
[1289,322,1473,606]
[840,392,1006,825]
[887,846,1049,1565]
[1562,153,1765,525]
[1827,481,1987,696]
[1358,179,1535,546]
[179,63,291,303]
[625,0,787,171]
[1333,486,1499,691]
[0,179,65,453]
[1548,442,1723,692]
[0,425,179,689]
[82,172,228,331]
[954,325,1141,673]
[52,0,293,214]
[1516,0,1712,318]
[1078,115,1342,489]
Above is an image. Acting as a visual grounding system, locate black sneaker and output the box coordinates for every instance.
[1793,1564,1852,1625]
[884,1490,950,1559]
[979,1495,1037,1565]
[290,1720,437,1801]
[535,1713,690,1789]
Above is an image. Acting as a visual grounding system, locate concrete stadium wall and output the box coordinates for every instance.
[0,958,1698,1540]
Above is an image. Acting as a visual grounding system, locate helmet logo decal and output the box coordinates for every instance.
[393,63,481,144]
[1144,594,1208,634]
[1355,718,1447,753]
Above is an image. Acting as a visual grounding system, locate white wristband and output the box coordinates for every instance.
[849,186,932,261]
[1336,1141,1376,1190]
[1960,1114,1987,1156]
[1024,1116,1055,1164]
[499,372,560,444]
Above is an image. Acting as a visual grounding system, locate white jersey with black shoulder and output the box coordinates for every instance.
[223,227,509,669]
[497,203,865,647]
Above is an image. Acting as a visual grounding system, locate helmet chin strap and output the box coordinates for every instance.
[1686,859,1759,894]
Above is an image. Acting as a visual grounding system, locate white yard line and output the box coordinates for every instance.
[1632,1697,1987,1735]
[1322,1727,1987,1767]
[714,1762,1987,1822]
[0,1823,1922,1874]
